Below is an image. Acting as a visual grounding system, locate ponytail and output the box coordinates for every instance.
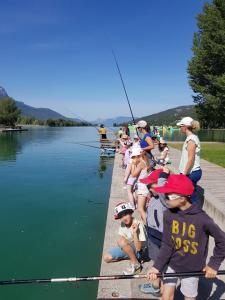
[191,120,200,130]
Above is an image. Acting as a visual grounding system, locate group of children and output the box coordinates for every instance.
[103,121,225,300]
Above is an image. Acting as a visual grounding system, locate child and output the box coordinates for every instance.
[131,147,150,223]
[157,138,170,165]
[103,202,147,275]
[148,174,225,300]
[139,167,169,297]
[124,147,137,208]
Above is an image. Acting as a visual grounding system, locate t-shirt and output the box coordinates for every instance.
[179,134,201,174]
[160,147,169,163]
[140,133,152,149]
[99,128,107,135]
[118,219,147,243]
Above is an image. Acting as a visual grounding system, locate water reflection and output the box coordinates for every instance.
[98,157,114,178]
[0,127,67,163]
[0,133,21,162]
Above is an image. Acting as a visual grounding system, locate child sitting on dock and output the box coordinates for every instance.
[148,174,225,300]
[156,138,170,166]
[103,202,147,275]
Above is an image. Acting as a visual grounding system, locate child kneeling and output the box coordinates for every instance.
[103,202,147,275]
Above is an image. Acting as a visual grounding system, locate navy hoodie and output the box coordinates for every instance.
[154,204,225,272]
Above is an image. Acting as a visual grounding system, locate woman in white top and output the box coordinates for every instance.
[177,117,202,203]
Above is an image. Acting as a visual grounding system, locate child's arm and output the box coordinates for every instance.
[132,223,142,251]
[131,161,144,177]
[204,215,225,273]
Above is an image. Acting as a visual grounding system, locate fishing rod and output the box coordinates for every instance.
[112,50,138,137]
[67,142,116,152]
[67,142,101,149]
[1,270,225,286]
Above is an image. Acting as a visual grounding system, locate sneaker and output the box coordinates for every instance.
[123,263,142,275]
[139,283,161,297]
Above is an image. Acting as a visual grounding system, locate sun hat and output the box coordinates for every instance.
[140,169,162,185]
[159,138,167,144]
[135,120,147,128]
[130,147,142,158]
[154,174,194,196]
[114,202,134,219]
[176,117,193,127]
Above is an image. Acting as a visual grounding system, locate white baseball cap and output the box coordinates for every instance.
[130,147,142,158]
[114,202,134,219]
[135,120,147,128]
[176,117,193,127]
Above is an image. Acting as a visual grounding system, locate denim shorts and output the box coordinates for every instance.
[108,242,141,261]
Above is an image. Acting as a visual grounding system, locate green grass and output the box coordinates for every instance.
[169,143,225,168]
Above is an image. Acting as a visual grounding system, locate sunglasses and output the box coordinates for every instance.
[166,194,182,201]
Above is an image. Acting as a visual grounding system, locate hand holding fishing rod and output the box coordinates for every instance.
[0,270,224,286]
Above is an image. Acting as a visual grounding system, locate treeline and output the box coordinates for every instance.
[0,97,91,127]
[18,116,91,127]
[188,0,225,128]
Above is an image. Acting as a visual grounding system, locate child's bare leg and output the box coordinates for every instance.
[117,237,138,265]
[161,284,175,300]
[137,195,147,223]
[127,185,135,206]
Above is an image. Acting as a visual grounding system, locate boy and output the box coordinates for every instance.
[103,202,147,275]
[148,174,225,300]
[139,168,169,296]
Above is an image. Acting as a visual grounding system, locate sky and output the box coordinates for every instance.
[0,0,207,120]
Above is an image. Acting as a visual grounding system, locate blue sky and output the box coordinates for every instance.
[0,0,207,120]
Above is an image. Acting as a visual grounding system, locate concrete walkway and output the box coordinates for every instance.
[97,148,225,299]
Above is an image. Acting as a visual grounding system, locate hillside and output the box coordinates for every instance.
[15,101,69,121]
[139,105,197,126]
[92,116,135,126]
[0,85,71,121]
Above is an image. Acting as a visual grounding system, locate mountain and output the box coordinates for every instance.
[139,105,197,126]
[92,116,135,126]
[0,85,72,121]
[0,86,8,98]
[15,101,69,121]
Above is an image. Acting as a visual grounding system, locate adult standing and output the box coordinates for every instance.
[136,120,154,161]
[99,124,107,140]
[177,117,202,203]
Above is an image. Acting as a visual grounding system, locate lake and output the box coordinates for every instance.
[0,127,114,300]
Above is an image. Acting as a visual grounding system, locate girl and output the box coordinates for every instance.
[124,147,137,209]
[131,147,150,224]
[177,116,201,203]
[157,138,170,165]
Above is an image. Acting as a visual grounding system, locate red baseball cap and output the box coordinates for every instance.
[140,169,162,185]
[154,174,194,196]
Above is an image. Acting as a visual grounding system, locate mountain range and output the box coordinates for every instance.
[0,85,196,125]
[0,86,70,121]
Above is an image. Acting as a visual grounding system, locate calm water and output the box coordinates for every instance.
[0,127,113,300]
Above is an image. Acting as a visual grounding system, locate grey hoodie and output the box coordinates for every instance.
[146,172,168,246]
[154,204,225,272]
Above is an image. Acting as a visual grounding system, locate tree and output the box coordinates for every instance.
[188,0,225,128]
[0,97,21,127]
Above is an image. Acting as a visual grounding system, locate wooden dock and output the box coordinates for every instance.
[97,148,225,299]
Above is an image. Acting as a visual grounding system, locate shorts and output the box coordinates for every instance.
[163,266,199,298]
[108,242,141,261]
[127,176,137,186]
[136,182,149,196]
